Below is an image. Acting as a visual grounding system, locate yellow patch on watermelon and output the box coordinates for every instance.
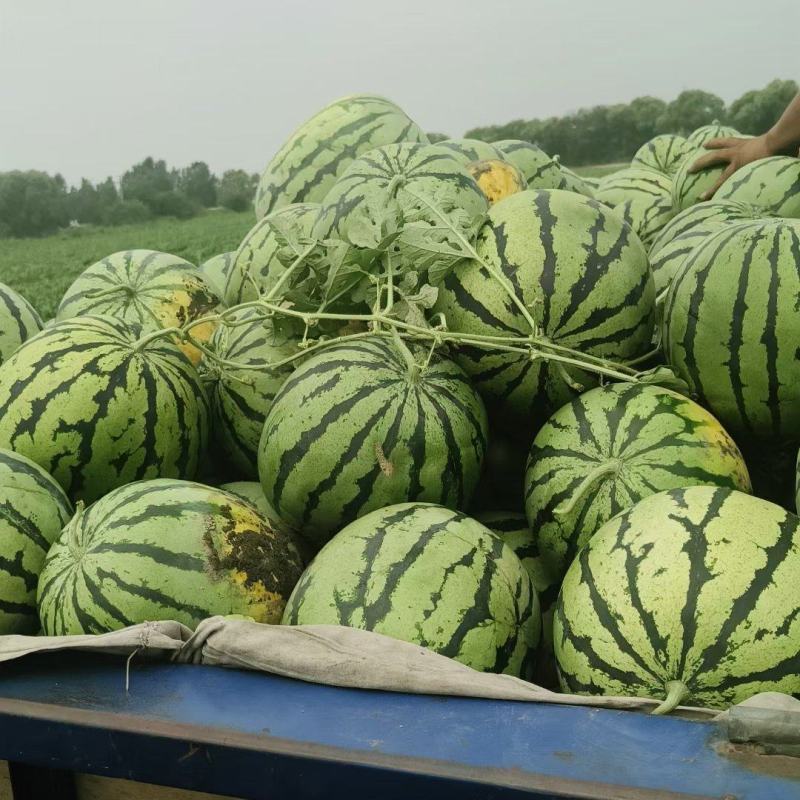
[154,280,220,365]
[467,159,527,205]
[206,496,301,624]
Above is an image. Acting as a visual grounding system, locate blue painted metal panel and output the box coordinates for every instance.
[0,653,795,799]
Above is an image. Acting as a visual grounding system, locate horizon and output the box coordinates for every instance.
[1,0,796,184]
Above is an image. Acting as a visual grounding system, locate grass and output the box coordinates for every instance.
[571,163,628,178]
[0,209,254,319]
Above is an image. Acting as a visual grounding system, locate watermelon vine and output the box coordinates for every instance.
[136,187,682,399]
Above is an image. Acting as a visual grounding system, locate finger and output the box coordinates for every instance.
[703,137,744,150]
[687,149,732,174]
[700,163,737,200]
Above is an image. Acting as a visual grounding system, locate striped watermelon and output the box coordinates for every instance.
[258,335,488,547]
[525,382,751,613]
[313,143,488,258]
[254,95,428,219]
[433,138,505,165]
[475,510,550,620]
[204,309,297,478]
[671,148,727,211]
[434,189,655,423]
[714,156,800,218]
[0,449,72,633]
[663,219,800,442]
[224,202,319,307]
[220,480,269,515]
[492,140,563,189]
[0,316,210,503]
[199,252,235,299]
[593,167,675,246]
[631,134,692,176]
[56,250,221,365]
[558,165,596,199]
[648,200,758,297]
[554,487,800,712]
[0,283,42,367]
[467,159,527,205]
[686,123,740,148]
[282,503,541,678]
[37,479,304,635]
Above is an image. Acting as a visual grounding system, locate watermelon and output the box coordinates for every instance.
[219,480,270,515]
[258,335,488,547]
[492,140,563,189]
[204,309,297,478]
[475,510,550,619]
[714,156,800,217]
[433,189,655,423]
[554,487,800,712]
[663,218,800,443]
[558,165,596,199]
[525,382,751,611]
[672,148,727,211]
[37,479,304,635]
[224,203,320,307]
[593,167,675,246]
[648,200,758,297]
[0,449,72,633]
[199,251,235,299]
[433,138,505,165]
[0,283,42,366]
[0,316,210,503]
[631,134,692,176]
[313,143,488,261]
[56,250,221,365]
[254,94,428,219]
[467,159,527,205]
[686,122,740,148]
[282,502,541,678]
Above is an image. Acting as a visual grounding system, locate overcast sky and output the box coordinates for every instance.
[0,0,796,185]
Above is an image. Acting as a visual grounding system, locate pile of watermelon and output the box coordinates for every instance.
[1,95,800,714]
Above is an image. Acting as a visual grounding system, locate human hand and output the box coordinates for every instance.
[687,135,776,200]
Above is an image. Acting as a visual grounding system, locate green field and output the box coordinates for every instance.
[0,209,254,319]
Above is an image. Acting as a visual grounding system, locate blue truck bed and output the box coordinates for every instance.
[0,652,796,799]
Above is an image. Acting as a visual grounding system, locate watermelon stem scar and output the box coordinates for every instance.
[65,501,87,559]
[651,680,690,716]
[554,460,623,518]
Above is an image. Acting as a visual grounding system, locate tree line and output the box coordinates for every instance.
[465,79,798,166]
[0,159,259,238]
